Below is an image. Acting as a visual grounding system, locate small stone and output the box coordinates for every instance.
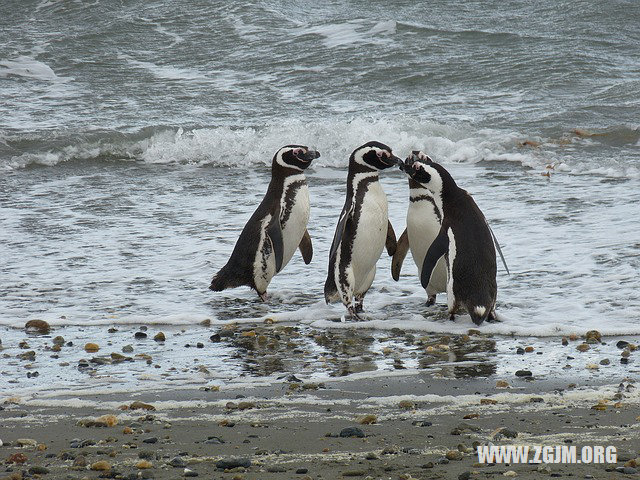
[616,340,630,349]
[123,426,133,434]
[458,472,471,480]
[53,335,65,345]
[357,414,377,425]
[204,436,225,444]
[398,400,415,410]
[29,466,50,475]
[135,332,147,339]
[600,358,611,365]
[196,342,204,348]
[168,456,186,468]
[296,468,309,474]
[503,471,518,477]
[524,346,534,353]
[7,452,28,464]
[412,420,432,427]
[530,397,544,403]
[91,460,111,471]
[561,337,568,346]
[122,344,134,353]
[237,401,255,410]
[446,450,463,460]
[496,380,509,388]
[129,401,156,411]
[339,427,365,438]
[25,319,50,334]
[480,398,498,405]
[136,460,153,469]
[515,370,532,377]
[142,436,158,444]
[569,334,579,341]
[215,458,251,469]
[153,332,165,342]
[616,467,638,474]
[576,343,590,352]
[95,414,118,427]
[622,349,631,358]
[184,468,199,477]
[267,465,287,472]
[72,455,86,467]
[585,330,601,342]
[365,452,378,460]
[586,363,599,370]
[16,438,38,447]
[210,334,221,342]
[342,471,366,477]
[84,343,99,353]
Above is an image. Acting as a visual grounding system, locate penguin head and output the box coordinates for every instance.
[400,151,444,196]
[274,145,321,171]
[351,141,402,171]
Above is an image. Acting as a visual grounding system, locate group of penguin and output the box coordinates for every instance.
[210,141,508,326]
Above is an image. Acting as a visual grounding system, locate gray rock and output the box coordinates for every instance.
[204,436,225,444]
[168,456,186,468]
[339,427,365,438]
[142,437,158,444]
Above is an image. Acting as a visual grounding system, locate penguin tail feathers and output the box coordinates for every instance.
[209,265,244,292]
[469,305,489,326]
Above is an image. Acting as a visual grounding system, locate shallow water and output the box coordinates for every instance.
[1,1,639,393]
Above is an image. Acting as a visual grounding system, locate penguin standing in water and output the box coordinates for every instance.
[210,145,320,300]
[392,151,448,306]
[324,141,402,320]
[398,154,507,325]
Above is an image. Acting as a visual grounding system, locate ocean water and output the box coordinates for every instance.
[1,1,640,395]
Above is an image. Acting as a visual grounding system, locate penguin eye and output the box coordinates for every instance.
[292,148,305,157]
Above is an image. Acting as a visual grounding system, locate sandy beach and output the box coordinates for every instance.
[2,323,640,480]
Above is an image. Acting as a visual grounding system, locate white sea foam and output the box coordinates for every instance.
[0,56,71,82]
[298,20,396,48]
[118,54,207,81]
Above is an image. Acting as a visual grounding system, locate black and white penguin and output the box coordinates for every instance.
[210,145,320,300]
[324,141,401,320]
[392,151,448,306]
[398,155,498,325]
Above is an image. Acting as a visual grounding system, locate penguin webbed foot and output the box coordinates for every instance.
[449,313,456,322]
[348,305,365,322]
[258,292,268,302]
[487,310,500,323]
[426,294,437,307]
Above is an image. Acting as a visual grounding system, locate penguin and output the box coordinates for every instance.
[210,145,320,300]
[398,154,501,325]
[324,141,402,320]
[392,151,448,306]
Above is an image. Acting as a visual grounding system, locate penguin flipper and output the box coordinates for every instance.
[391,229,409,281]
[266,207,284,273]
[385,220,397,256]
[298,229,313,264]
[420,228,449,290]
[329,200,354,262]
[488,225,510,275]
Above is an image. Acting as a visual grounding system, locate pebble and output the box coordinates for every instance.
[515,370,532,377]
[153,332,165,342]
[91,460,111,471]
[516,347,525,355]
[585,330,601,342]
[412,420,433,427]
[53,335,65,345]
[136,460,153,469]
[496,380,509,388]
[216,458,251,469]
[342,472,366,477]
[28,466,50,475]
[267,466,287,472]
[16,438,38,447]
[446,450,463,460]
[600,358,611,365]
[25,319,50,334]
[357,414,377,425]
[561,337,568,346]
[184,469,199,477]
[168,456,186,468]
[617,340,630,349]
[84,342,99,352]
[339,427,365,438]
[576,343,590,352]
[7,453,28,464]
[616,467,638,474]
[458,472,471,480]
[129,401,156,411]
[204,436,225,444]
[296,468,309,474]
[73,455,86,467]
[397,400,415,409]
[503,471,518,477]
[210,333,221,342]
[135,331,148,339]
[122,344,134,353]
[142,436,158,444]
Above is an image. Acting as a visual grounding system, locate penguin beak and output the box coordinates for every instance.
[381,154,402,168]
[303,149,320,162]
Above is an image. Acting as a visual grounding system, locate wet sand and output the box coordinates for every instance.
[2,372,639,480]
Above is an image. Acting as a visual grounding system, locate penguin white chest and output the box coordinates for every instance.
[407,192,447,294]
[351,181,388,282]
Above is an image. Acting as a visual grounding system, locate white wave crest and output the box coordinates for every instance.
[0,56,72,82]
